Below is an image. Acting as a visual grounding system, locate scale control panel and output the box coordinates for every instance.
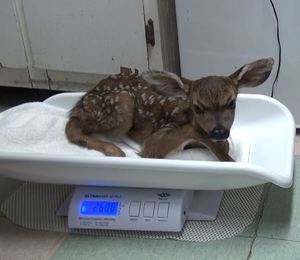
[68,186,193,232]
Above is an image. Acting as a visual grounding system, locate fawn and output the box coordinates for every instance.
[65,58,274,161]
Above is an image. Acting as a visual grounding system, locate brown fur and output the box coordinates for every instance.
[65,58,274,161]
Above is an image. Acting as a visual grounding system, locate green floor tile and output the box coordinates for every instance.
[52,235,253,260]
[250,238,300,260]
[257,157,300,241]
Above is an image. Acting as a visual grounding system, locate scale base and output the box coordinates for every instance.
[57,189,224,222]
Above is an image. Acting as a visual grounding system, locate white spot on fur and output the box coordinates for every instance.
[171,107,180,116]
[168,97,176,102]
[149,97,155,105]
[141,93,147,101]
[160,99,166,105]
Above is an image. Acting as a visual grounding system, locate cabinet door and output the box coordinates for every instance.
[0,0,27,69]
[0,0,31,88]
[21,0,148,74]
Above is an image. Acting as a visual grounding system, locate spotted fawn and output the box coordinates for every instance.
[65,58,274,161]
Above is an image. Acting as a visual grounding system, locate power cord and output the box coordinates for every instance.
[269,0,281,97]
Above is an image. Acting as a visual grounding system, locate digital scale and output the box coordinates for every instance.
[58,186,224,232]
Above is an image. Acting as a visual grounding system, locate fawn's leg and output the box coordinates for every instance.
[65,92,134,157]
[140,124,234,162]
[66,118,127,156]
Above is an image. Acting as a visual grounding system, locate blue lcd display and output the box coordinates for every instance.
[80,201,119,216]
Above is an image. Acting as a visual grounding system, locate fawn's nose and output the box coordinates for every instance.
[209,126,229,140]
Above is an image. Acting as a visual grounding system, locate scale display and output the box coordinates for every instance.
[80,200,119,216]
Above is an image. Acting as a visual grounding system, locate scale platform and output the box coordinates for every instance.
[0,93,295,232]
[0,93,295,190]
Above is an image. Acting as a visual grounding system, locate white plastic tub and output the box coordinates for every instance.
[0,93,295,190]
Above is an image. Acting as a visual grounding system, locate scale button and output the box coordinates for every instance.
[157,202,170,218]
[143,202,155,218]
[129,201,141,217]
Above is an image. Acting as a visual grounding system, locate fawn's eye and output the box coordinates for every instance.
[194,104,204,114]
[227,100,236,110]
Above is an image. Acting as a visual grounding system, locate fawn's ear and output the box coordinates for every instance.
[142,71,188,98]
[229,58,274,89]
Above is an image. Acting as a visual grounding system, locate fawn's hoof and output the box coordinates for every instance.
[222,154,235,162]
[139,150,164,159]
[104,145,126,157]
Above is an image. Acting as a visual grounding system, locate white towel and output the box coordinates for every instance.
[0,102,231,161]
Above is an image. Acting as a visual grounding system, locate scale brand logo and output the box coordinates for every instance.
[157,192,171,198]
[84,194,121,199]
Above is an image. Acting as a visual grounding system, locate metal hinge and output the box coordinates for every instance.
[145,19,155,46]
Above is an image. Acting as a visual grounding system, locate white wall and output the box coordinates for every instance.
[176,0,300,125]
[269,0,300,127]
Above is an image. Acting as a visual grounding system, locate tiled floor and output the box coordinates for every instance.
[52,154,300,260]
[0,88,299,260]
[1,160,300,260]
[0,218,65,260]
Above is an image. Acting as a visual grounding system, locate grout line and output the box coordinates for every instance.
[246,184,272,260]
[49,233,69,259]
[256,235,300,243]
[246,221,260,259]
